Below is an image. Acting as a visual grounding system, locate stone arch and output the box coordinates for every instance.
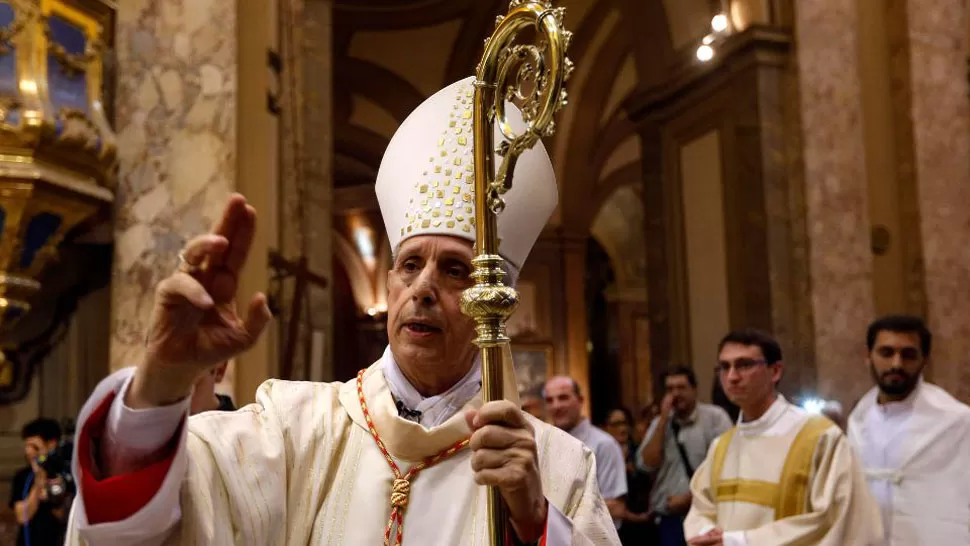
[333,232,377,312]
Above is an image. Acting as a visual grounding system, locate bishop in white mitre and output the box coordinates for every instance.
[64,77,620,546]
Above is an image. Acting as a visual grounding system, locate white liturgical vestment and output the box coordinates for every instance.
[684,395,883,546]
[848,379,970,545]
[63,74,616,545]
[66,361,619,545]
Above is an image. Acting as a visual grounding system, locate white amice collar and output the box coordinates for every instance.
[380,346,482,429]
[737,394,789,436]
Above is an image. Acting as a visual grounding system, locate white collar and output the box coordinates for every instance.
[875,376,922,417]
[380,346,482,429]
[737,394,789,435]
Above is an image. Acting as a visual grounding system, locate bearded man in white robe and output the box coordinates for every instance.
[848,314,970,545]
[64,77,620,546]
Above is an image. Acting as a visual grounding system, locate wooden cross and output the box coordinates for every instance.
[269,251,327,380]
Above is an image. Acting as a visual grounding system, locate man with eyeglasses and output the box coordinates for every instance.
[635,366,731,546]
[847,315,970,545]
[683,329,882,546]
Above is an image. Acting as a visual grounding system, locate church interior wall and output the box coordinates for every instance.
[679,130,730,405]
[1,1,969,512]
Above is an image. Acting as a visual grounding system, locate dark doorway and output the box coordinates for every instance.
[585,237,620,425]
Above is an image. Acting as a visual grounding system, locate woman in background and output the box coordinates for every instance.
[604,407,654,545]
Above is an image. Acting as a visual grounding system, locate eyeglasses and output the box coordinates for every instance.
[715,358,768,375]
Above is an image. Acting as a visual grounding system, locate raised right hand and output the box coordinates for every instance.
[128,194,273,408]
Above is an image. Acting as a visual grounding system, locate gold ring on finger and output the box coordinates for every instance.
[177,250,202,275]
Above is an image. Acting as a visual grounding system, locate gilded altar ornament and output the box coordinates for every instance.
[459,1,572,543]
[0,0,116,373]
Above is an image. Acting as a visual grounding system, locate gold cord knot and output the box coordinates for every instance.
[390,478,411,508]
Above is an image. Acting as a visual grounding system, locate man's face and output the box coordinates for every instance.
[665,374,697,415]
[717,342,780,409]
[605,409,630,446]
[23,435,54,462]
[544,378,583,430]
[386,235,478,373]
[868,330,925,399]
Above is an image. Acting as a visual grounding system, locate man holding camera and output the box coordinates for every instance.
[8,418,72,546]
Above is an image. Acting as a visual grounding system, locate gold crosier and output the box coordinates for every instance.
[459,1,573,544]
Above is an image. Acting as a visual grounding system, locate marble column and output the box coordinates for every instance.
[111,0,241,370]
[302,0,334,382]
[794,1,875,408]
[905,0,970,401]
[561,233,591,413]
[277,0,334,382]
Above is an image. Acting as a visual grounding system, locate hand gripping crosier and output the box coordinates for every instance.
[459,1,573,544]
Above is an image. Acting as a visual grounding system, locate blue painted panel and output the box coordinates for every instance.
[20,212,62,269]
[47,15,88,112]
[0,3,17,98]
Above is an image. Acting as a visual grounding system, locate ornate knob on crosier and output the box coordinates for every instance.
[459,255,519,346]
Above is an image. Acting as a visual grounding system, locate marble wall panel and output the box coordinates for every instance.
[794,1,876,407]
[906,0,970,401]
[111,0,237,370]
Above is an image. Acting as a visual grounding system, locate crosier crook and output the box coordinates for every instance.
[459,1,573,544]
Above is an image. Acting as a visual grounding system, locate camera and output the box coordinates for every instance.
[37,437,75,505]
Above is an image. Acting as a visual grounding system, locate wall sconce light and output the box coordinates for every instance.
[696,44,715,62]
[711,13,729,33]
[696,12,732,63]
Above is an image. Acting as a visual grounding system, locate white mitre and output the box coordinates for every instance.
[375,76,558,270]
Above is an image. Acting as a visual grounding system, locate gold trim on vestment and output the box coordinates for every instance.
[714,478,779,508]
[776,415,833,518]
[711,415,834,520]
[710,427,736,489]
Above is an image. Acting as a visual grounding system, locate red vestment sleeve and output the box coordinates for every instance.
[76,391,182,524]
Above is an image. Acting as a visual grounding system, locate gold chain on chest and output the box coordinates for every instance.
[356,369,470,546]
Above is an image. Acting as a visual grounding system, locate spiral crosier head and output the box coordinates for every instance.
[481,0,573,215]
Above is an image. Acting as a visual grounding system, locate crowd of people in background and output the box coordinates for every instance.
[536,314,970,545]
[10,314,970,545]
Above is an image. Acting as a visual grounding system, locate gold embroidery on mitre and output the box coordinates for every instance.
[403,82,478,238]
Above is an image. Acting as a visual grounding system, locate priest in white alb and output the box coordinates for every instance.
[683,329,883,546]
[64,77,620,546]
[848,315,970,545]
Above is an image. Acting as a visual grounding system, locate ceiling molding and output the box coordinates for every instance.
[335,123,387,175]
[591,100,638,177]
[587,162,642,227]
[560,22,634,223]
[334,0,473,31]
[613,0,676,87]
[339,58,427,123]
[624,26,792,124]
[444,0,507,82]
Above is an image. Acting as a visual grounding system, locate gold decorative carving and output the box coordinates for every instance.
[42,15,104,78]
[0,0,115,365]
